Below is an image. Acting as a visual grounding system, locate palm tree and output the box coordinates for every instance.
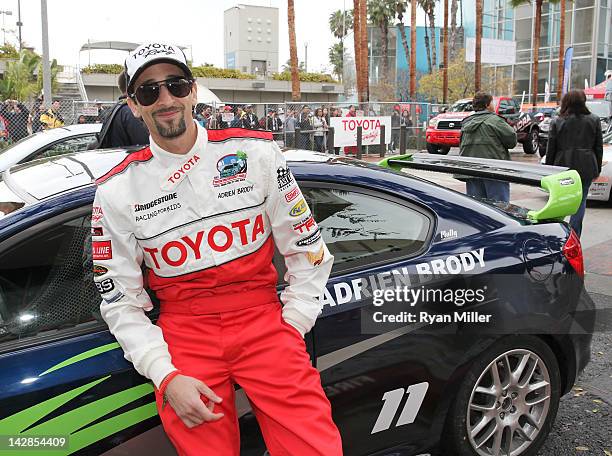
[410,0,417,99]
[354,0,363,101]
[288,0,301,101]
[360,0,369,101]
[475,0,482,91]
[419,0,438,70]
[449,0,459,60]
[329,9,354,40]
[510,0,562,105]
[556,0,566,101]
[329,9,354,84]
[395,0,411,78]
[368,0,396,83]
[423,16,432,73]
[443,0,449,103]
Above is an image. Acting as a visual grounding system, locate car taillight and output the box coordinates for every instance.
[562,229,584,279]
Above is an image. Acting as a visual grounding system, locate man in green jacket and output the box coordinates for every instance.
[459,92,517,202]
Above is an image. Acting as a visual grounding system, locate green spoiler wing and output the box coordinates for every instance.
[378,153,582,222]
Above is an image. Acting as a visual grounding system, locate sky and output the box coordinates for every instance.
[1,0,431,74]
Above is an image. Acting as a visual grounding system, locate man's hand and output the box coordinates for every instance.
[163,374,224,428]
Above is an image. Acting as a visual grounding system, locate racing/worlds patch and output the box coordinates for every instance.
[289,199,308,218]
[92,206,104,223]
[277,166,294,191]
[92,240,112,260]
[284,186,300,203]
[296,229,321,247]
[307,247,325,266]
[213,152,248,187]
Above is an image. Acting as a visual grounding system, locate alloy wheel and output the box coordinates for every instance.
[466,349,552,456]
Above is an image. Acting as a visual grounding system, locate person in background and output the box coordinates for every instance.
[284,108,296,147]
[297,104,313,149]
[230,106,244,127]
[390,105,401,152]
[0,99,30,141]
[97,70,149,149]
[78,115,87,124]
[312,107,328,152]
[40,100,65,130]
[459,92,517,203]
[241,104,259,129]
[546,89,603,237]
[344,105,357,156]
[30,97,44,133]
[322,107,330,126]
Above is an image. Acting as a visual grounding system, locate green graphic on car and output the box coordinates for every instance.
[0,344,157,455]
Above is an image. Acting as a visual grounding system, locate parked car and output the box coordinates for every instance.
[540,101,611,157]
[521,102,559,122]
[0,149,593,456]
[587,134,612,202]
[0,123,101,173]
[426,97,541,155]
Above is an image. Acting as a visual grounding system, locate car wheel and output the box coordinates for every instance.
[427,143,450,155]
[538,140,547,158]
[522,129,539,155]
[442,336,561,456]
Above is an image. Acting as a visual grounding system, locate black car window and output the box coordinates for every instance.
[34,135,98,160]
[0,213,102,347]
[301,186,431,273]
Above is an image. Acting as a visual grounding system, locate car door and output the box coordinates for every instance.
[0,205,171,456]
[299,183,437,455]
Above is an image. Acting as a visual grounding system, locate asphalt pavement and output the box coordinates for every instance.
[361,146,612,455]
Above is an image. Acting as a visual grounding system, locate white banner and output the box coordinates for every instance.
[330,116,392,147]
[466,38,516,65]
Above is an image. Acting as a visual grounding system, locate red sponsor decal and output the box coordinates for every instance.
[292,215,317,234]
[92,227,104,236]
[284,186,300,203]
[92,240,112,260]
[92,206,104,223]
[167,154,201,185]
[143,214,266,269]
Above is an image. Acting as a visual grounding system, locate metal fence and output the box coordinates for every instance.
[0,98,453,158]
[198,101,451,156]
[0,99,112,150]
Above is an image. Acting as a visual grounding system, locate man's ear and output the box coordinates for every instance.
[190,82,198,107]
[126,97,142,119]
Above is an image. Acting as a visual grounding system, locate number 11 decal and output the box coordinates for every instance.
[371,382,429,434]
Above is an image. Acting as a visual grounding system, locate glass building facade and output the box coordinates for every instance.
[485,0,612,101]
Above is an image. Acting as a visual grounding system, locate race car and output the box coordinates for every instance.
[0,147,594,456]
[426,97,540,156]
[0,123,101,173]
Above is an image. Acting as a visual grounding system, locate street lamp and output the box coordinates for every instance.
[0,10,12,45]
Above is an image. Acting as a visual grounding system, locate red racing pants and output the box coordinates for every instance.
[154,300,343,456]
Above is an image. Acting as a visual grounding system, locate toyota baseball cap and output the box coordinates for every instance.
[125,42,193,93]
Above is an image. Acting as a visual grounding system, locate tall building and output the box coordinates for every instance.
[484,0,612,101]
[224,4,279,76]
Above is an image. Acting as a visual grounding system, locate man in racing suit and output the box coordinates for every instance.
[92,42,342,455]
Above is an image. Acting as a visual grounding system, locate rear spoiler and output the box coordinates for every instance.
[378,153,582,222]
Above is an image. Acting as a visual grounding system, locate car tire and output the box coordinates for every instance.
[442,336,561,456]
[427,143,450,155]
[522,129,539,155]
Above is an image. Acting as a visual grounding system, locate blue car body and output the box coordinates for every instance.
[0,150,594,456]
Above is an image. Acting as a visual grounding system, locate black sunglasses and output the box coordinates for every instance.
[130,77,194,106]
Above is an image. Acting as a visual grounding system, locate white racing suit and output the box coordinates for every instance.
[92,124,342,455]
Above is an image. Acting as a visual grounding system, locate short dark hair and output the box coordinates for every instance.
[472,92,493,111]
[559,89,590,118]
[118,71,128,95]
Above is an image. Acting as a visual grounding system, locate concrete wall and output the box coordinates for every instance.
[81,73,343,104]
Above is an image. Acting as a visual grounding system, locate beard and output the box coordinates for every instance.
[153,107,187,138]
